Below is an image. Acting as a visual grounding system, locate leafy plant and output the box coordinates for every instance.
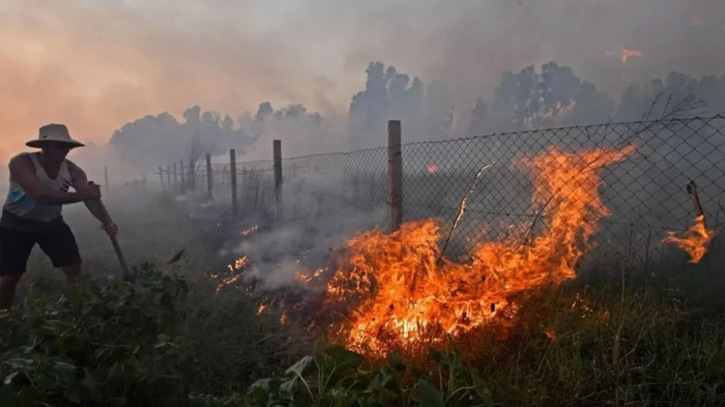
[0,269,193,407]
[246,345,495,407]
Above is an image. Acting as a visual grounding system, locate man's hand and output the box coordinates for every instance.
[102,222,119,237]
[81,181,102,201]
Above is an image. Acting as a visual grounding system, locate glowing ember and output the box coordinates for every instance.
[621,48,644,64]
[227,256,249,272]
[296,268,325,284]
[427,165,439,174]
[541,100,577,121]
[240,225,259,237]
[663,215,715,263]
[319,145,635,355]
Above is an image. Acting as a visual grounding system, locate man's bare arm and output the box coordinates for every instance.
[68,162,114,227]
[9,155,89,204]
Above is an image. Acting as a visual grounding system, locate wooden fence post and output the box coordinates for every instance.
[388,120,403,233]
[273,140,282,221]
[230,149,238,217]
[158,166,165,195]
[206,154,213,200]
[189,157,196,191]
[172,162,178,195]
[166,165,172,195]
[179,160,186,194]
[104,166,109,194]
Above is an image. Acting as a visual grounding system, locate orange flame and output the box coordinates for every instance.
[621,48,644,64]
[321,145,636,355]
[215,256,250,293]
[663,215,715,263]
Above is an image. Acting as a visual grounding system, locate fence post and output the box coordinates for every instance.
[172,162,178,195]
[230,149,238,217]
[158,166,165,195]
[206,154,213,200]
[179,160,186,194]
[388,120,403,233]
[189,157,196,191]
[273,140,282,220]
[166,165,172,195]
[104,166,109,194]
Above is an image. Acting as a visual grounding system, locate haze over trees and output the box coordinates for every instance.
[107,61,725,176]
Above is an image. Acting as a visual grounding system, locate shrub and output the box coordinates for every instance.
[0,269,192,407]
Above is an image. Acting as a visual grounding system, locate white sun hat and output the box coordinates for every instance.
[26,123,85,149]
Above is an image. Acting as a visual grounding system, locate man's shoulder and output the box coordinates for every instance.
[8,152,33,168]
[64,159,83,173]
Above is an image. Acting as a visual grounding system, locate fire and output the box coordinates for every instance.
[320,145,636,355]
[296,268,325,284]
[427,165,439,174]
[215,256,250,293]
[227,256,249,272]
[663,215,715,263]
[621,48,644,64]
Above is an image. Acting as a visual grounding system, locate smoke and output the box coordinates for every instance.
[218,171,388,291]
[1,0,725,290]
[2,0,724,161]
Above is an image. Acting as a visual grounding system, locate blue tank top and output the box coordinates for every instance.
[2,152,72,223]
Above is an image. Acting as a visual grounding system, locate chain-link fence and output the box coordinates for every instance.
[159,115,725,266]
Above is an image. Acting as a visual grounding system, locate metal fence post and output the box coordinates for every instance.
[230,149,238,217]
[274,140,282,221]
[206,154,213,200]
[388,120,403,233]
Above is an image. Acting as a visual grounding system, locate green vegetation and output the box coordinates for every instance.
[2,194,725,406]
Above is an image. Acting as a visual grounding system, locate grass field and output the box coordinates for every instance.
[2,188,725,406]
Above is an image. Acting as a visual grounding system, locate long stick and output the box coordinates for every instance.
[93,195,133,281]
[109,234,132,281]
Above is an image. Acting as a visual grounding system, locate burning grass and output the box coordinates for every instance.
[663,214,715,264]
[315,145,638,355]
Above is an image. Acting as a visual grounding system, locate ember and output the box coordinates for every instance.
[621,48,644,64]
[318,145,637,355]
[240,225,259,237]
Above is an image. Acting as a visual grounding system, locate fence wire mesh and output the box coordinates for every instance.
[160,115,725,264]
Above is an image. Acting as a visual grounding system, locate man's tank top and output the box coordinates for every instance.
[3,152,72,223]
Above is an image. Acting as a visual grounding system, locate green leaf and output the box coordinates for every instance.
[248,378,273,395]
[325,346,365,369]
[428,349,443,364]
[417,380,444,407]
[3,372,18,385]
[279,378,298,400]
[285,355,315,378]
[388,350,406,372]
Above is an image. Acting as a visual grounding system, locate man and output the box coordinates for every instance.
[0,123,118,309]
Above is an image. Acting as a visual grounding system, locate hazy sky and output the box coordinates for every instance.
[1,0,723,162]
